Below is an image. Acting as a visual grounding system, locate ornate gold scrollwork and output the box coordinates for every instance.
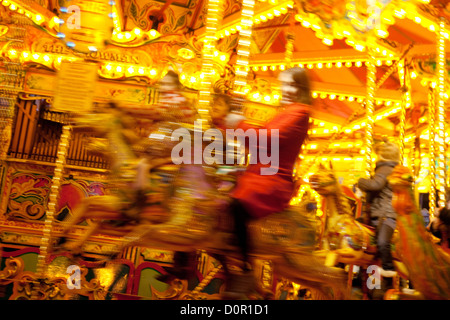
[8,265,108,300]
[151,278,187,300]
[11,273,67,300]
[0,257,24,285]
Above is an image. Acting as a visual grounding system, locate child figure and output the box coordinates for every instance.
[358,139,400,288]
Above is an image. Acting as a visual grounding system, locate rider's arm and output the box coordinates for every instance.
[238,104,310,150]
[357,167,390,191]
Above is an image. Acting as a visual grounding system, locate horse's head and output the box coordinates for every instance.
[309,163,340,196]
[387,165,416,216]
[387,165,414,190]
[72,111,115,136]
[326,217,367,258]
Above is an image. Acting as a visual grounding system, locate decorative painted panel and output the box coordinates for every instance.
[1,162,108,223]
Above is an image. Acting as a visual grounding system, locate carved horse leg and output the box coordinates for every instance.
[52,195,127,253]
[61,222,102,255]
[273,252,349,300]
[60,196,125,233]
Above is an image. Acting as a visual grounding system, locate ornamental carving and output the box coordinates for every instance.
[0,257,24,286]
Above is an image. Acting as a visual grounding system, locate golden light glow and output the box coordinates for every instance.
[250,58,395,71]
[216,0,293,39]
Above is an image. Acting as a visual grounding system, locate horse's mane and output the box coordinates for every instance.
[316,164,354,217]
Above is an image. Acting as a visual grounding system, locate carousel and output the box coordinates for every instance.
[0,0,449,300]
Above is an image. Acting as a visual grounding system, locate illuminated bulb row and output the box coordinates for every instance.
[246,91,280,105]
[1,0,51,29]
[294,13,366,53]
[111,28,160,43]
[180,70,221,91]
[250,59,396,71]
[406,7,449,39]
[102,63,158,77]
[19,51,77,65]
[312,156,365,162]
[311,90,401,107]
[252,2,291,24]
[294,10,397,57]
[306,141,363,150]
[337,105,404,136]
[384,4,450,39]
[108,2,162,44]
[17,50,159,79]
[243,87,402,110]
[217,0,293,39]
[307,127,340,136]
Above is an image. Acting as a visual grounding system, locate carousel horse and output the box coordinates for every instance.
[53,104,181,254]
[387,166,450,300]
[309,163,409,278]
[107,175,349,299]
[55,105,349,299]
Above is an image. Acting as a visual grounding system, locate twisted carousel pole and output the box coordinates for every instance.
[31,124,71,300]
[232,0,256,104]
[192,0,256,295]
[397,60,411,166]
[364,49,377,179]
[191,0,225,295]
[435,17,447,210]
[428,86,437,218]
[197,0,225,127]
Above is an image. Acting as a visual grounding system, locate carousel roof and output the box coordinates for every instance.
[108,0,449,176]
[1,0,450,178]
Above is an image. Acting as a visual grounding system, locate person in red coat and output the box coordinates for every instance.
[222,67,312,298]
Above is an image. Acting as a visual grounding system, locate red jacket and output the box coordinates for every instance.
[231,103,310,218]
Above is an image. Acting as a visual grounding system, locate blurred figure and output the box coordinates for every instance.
[428,206,450,250]
[152,70,200,284]
[155,70,197,123]
[54,102,152,253]
[357,139,400,294]
[211,93,232,131]
[421,208,430,227]
[222,67,312,298]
